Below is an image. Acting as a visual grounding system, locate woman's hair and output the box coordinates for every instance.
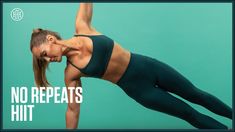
[30,28,62,87]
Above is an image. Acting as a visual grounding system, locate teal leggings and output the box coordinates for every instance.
[116,53,232,129]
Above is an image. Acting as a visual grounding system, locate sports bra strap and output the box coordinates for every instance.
[67,59,82,70]
[74,34,92,37]
[74,34,104,37]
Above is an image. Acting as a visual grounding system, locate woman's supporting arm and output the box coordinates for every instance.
[65,78,82,129]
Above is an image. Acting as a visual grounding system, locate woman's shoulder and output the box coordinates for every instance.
[74,29,103,36]
[64,63,82,82]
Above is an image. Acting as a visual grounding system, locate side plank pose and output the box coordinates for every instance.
[30,3,232,129]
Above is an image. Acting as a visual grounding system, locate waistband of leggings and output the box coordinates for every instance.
[116,52,134,86]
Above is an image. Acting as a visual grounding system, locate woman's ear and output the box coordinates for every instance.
[46,35,56,43]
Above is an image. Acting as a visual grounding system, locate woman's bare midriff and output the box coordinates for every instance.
[101,43,131,84]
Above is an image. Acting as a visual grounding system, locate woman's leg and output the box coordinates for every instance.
[116,53,229,129]
[154,60,232,119]
[135,86,228,129]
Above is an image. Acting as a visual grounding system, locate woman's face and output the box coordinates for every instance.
[32,35,63,62]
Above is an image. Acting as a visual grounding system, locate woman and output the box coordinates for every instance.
[30,3,232,129]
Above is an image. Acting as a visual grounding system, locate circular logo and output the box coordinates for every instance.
[10,8,24,21]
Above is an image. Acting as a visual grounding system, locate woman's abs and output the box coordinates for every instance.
[101,42,131,84]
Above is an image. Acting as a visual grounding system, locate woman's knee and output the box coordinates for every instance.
[183,87,207,104]
[182,108,198,122]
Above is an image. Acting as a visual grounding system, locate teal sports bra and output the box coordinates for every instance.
[67,34,114,78]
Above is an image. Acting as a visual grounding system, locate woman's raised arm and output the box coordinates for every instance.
[75,3,93,34]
